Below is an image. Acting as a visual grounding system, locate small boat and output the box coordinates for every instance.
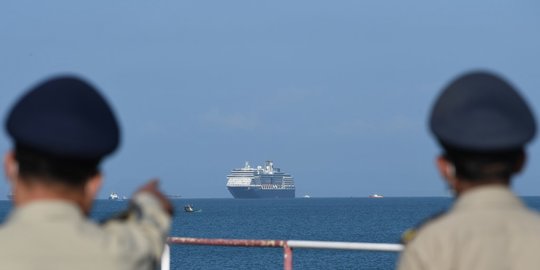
[303,195,311,198]
[369,194,384,198]
[184,204,202,213]
[108,192,120,200]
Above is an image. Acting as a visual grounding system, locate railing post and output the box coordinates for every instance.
[161,244,170,270]
[283,243,293,270]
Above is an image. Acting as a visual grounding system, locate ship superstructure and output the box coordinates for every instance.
[227,161,295,199]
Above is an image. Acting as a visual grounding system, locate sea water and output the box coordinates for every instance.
[164,197,452,270]
[2,197,540,269]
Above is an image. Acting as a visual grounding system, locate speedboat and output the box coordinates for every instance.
[184,204,201,213]
[109,192,120,200]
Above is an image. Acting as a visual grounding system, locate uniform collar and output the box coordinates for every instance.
[452,185,524,211]
[8,200,84,223]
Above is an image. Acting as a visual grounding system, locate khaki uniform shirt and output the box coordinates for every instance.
[398,185,540,270]
[0,192,171,270]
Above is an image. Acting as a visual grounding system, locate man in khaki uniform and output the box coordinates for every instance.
[398,71,540,270]
[0,76,173,269]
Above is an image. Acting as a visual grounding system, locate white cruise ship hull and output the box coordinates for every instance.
[227,187,295,199]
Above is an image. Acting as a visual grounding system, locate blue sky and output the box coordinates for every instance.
[1,0,539,198]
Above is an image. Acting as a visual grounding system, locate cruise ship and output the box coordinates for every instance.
[226,161,295,199]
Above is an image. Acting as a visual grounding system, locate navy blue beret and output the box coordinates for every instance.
[5,76,120,159]
[429,71,536,151]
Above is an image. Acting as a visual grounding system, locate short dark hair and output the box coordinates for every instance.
[442,143,523,182]
[14,144,100,187]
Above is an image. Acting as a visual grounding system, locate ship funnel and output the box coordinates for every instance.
[265,160,274,172]
[244,161,250,169]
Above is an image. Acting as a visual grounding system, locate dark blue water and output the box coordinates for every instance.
[2,197,540,269]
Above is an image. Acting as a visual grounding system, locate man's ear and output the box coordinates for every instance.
[81,173,102,215]
[436,156,458,189]
[4,151,18,185]
[85,173,102,200]
[437,156,453,178]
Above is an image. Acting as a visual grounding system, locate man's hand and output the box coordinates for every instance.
[135,179,174,216]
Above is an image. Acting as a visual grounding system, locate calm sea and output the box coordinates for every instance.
[2,197,540,269]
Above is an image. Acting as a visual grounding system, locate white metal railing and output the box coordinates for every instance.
[287,240,403,252]
[162,237,403,270]
[160,244,170,270]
